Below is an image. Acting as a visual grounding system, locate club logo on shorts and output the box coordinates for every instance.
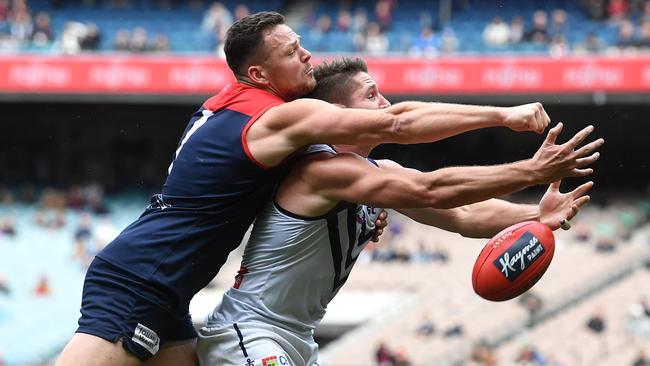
[132,323,160,355]
[261,356,278,366]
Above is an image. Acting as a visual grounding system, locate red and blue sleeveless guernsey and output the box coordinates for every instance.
[97,82,285,312]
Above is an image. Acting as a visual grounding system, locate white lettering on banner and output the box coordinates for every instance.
[9,64,71,88]
[403,67,463,88]
[168,66,229,90]
[642,67,650,85]
[482,66,542,88]
[89,65,150,89]
[563,65,623,88]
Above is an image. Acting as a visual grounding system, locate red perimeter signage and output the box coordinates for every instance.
[1,54,650,94]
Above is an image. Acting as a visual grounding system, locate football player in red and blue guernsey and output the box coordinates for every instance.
[55,11,568,366]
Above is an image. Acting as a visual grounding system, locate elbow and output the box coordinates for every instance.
[423,190,458,209]
[419,188,446,209]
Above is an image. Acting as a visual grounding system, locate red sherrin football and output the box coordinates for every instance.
[472,221,555,302]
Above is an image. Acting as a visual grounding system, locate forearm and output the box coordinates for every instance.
[399,200,539,239]
[454,199,539,238]
[420,160,539,209]
[385,102,507,144]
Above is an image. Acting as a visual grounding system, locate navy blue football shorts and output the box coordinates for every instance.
[76,256,197,361]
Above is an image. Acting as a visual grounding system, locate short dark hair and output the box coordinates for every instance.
[224,11,285,76]
[308,57,368,105]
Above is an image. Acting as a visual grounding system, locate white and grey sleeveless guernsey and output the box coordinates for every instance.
[205,144,382,337]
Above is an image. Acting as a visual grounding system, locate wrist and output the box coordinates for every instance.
[515,159,541,185]
[495,106,509,127]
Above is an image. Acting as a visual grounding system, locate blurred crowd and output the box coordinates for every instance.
[0,183,118,292]
[3,0,650,55]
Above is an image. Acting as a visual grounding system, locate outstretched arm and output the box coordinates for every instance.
[281,124,601,217]
[304,124,604,208]
[398,180,593,238]
[249,98,550,167]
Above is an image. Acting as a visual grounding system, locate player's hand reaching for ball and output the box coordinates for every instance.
[530,122,604,184]
[539,180,593,230]
[501,102,550,134]
[371,210,389,242]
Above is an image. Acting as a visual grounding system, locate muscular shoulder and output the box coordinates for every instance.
[257,98,337,132]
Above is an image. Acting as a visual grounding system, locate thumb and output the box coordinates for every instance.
[544,122,563,145]
[549,180,561,192]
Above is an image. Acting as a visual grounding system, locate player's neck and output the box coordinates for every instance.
[236,77,290,101]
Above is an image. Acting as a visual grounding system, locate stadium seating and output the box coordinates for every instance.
[9,0,648,55]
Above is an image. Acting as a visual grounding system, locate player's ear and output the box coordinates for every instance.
[248,65,270,86]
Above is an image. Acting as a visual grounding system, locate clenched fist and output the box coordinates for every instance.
[501,102,551,134]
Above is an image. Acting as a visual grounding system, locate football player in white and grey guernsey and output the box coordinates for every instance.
[195,57,600,366]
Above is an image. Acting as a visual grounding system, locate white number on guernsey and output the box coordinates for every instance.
[167,109,214,175]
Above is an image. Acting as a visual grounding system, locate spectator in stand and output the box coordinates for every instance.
[363,22,389,55]
[483,16,510,47]
[0,0,9,24]
[0,274,9,295]
[75,213,93,243]
[394,243,411,262]
[439,27,459,53]
[374,0,393,32]
[525,10,549,44]
[431,244,448,263]
[151,32,170,52]
[412,241,433,263]
[586,306,606,334]
[616,19,637,50]
[336,9,352,33]
[34,274,52,296]
[516,344,546,366]
[637,20,650,48]
[10,6,32,45]
[582,31,604,53]
[608,0,629,22]
[520,291,544,327]
[470,339,497,366]
[31,11,53,45]
[632,349,650,366]
[375,342,394,366]
[626,296,650,339]
[549,8,568,39]
[0,215,16,238]
[393,348,412,366]
[583,0,607,20]
[233,4,249,22]
[128,26,150,52]
[79,22,101,51]
[352,7,368,34]
[409,25,439,56]
[415,313,436,336]
[59,21,86,54]
[309,13,333,52]
[201,2,232,37]
[641,0,650,23]
[112,28,129,51]
[549,34,569,58]
[509,15,525,44]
